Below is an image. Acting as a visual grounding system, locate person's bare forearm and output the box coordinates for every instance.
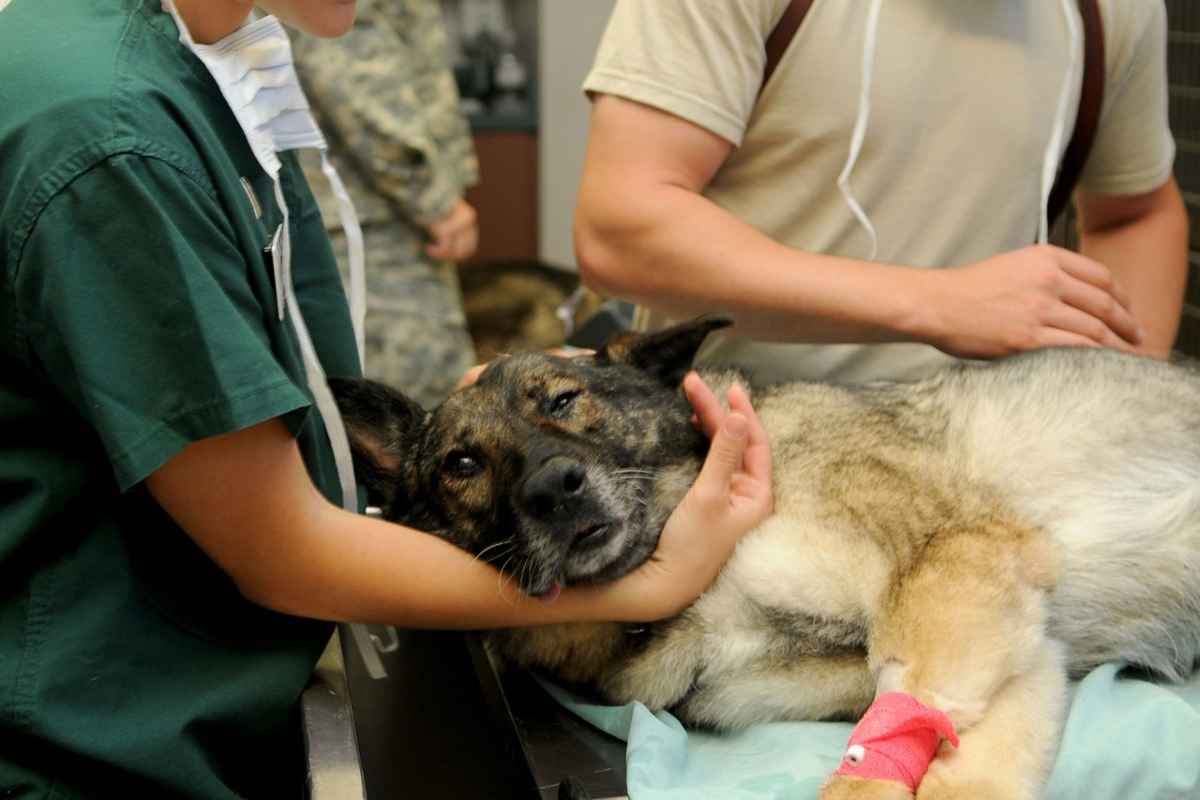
[244,496,656,629]
[1078,181,1189,358]
[576,178,927,345]
[148,421,670,629]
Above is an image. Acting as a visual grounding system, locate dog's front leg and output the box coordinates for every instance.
[820,526,1067,800]
[916,639,1066,800]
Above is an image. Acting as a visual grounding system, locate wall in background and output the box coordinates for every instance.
[537,0,615,271]
[1167,0,1200,356]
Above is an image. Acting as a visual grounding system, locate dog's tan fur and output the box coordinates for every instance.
[333,317,1200,799]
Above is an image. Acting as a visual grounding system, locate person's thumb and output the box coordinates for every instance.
[694,412,749,496]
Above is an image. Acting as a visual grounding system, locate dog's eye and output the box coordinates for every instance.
[547,390,580,419]
[442,450,482,478]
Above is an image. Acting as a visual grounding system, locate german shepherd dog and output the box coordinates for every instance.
[331,317,1200,799]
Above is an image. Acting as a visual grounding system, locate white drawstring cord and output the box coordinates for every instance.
[838,0,884,261]
[321,153,367,365]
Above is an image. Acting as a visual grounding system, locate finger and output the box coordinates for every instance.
[1107,276,1133,317]
[684,373,724,438]
[433,241,465,263]
[450,239,469,262]
[1042,303,1113,345]
[726,385,762,442]
[451,218,475,239]
[693,411,750,494]
[1044,304,1139,354]
[1055,250,1139,337]
[427,207,461,239]
[433,217,467,242]
[683,372,724,439]
[460,229,479,261]
[1036,328,1104,350]
[1056,276,1143,346]
[1054,248,1132,306]
[725,383,752,416]
[726,384,772,482]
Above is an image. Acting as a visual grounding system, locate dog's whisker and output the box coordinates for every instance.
[496,554,520,607]
[485,546,515,566]
[474,537,515,564]
[612,469,657,480]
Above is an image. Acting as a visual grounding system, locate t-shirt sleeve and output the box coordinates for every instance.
[1079,0,1176,196]
[14,152,311,491]
[582,0,791,147]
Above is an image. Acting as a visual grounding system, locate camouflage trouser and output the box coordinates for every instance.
[329,223,476,409]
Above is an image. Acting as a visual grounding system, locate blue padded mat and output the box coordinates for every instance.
[543,663,1200,799]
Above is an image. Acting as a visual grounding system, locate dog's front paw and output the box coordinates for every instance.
[820,775,914,800]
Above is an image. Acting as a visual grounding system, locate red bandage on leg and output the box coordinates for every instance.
[832,692,959,792]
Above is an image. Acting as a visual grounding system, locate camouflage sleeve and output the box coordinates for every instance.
[293,0,480,227]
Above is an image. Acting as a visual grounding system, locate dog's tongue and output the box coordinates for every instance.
[538,583,563,604]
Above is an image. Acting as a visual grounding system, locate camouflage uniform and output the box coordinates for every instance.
[293,0,479,409]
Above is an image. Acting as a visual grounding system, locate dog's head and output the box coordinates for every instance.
[330,316,731,598]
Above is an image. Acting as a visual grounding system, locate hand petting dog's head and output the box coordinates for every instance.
[331,316,732,597]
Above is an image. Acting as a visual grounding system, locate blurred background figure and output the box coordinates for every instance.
[294,0,480,409]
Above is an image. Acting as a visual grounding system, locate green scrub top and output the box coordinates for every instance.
[0,2,363,797]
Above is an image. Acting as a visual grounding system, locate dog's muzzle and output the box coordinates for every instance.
[520,454,588,523]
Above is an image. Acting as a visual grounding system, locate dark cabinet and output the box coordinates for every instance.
[466,130,540,264]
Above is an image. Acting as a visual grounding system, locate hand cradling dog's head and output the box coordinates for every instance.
[330,316,733,597]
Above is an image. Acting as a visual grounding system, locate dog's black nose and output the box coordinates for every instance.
[521,456,587,520]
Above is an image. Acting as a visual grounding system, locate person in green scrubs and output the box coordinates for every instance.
[0,1,773,797]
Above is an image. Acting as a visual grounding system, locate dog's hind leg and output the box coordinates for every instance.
[820,523,1064,800]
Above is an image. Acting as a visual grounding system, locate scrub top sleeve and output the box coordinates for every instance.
[14,152,311,491]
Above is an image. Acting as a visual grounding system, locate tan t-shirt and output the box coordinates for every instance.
[583,0,1175,383]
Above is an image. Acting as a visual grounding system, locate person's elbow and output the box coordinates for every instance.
[219,513,340,621]
[574,210,622,296]
[234,569,306,617]
[574,187,647,298]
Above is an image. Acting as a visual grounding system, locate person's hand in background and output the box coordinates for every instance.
[425,198,479,262]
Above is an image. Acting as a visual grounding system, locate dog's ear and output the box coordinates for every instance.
[328,376,427,509]
[596,315,732,385]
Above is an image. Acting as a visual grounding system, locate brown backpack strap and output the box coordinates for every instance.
[762,0,816,95]
[1047,0,1106,226]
